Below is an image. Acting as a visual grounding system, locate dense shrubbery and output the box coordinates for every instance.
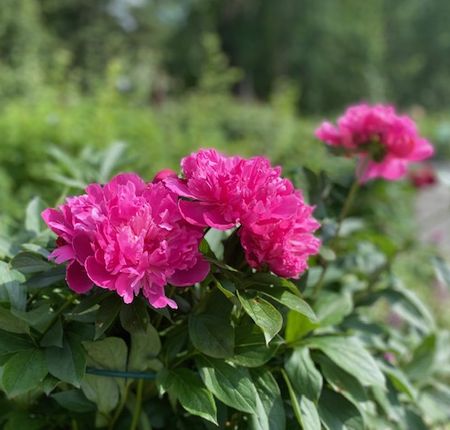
[0,124,449,429]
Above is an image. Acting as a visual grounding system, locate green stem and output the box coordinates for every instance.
[38,295,75,341]
[313,177,360,299]
[129,379,144,430]
[109,383,130,430]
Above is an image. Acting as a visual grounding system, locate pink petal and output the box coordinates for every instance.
[409,139,434,161]
[66,261,93,293]
[115,273,134,304]
[49,244,75,264]
[164,177,197,198]
[152,169,177,183]
[85,256,114,289]
[72,232,93,264]
[144,282,178,309]
[179,200,235,229]
[41,208,73,237]
[169,257,210,286]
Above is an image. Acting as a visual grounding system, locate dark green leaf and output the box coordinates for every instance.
[314,354,368,405]
[12,303,54,333]
[0,306,30,334]
[40,317,63,348]
[158,368,217,424]
[94,295,122,340]
[189,313,234,358]
[249,368,285,430]
[2,349,48,397]
[52,389,96,413]
[231,320,279,367]
[11,252,52,275]
[46,334,86,386]
[319,388,364,430]
[25,266,66,289]
[305,336,385,387]
[196,355,258,414]
[281,369,320,430]
[285,347,322,401]
[237,292,282,344]
[0,330,34,360]
[119,299,150,334]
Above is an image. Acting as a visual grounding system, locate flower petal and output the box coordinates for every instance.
[66,260,93,293]
[169,257,210,286]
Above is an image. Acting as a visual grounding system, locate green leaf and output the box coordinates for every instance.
[158,368,217,424]
[196,355,258,414]
[25,197,46,236]
[285,310,318,343]
[237,291,282,344]
[98,142,127,183]
[248,272,301,296]
[281,369,320,430]
[11,252,52,275]
[119,299,150,334]
[0,262,26,311]
[379,362,417,401]
[12,303,54,333]
[314,354,368,405]
[94,295,122,340]
[46,334,86,387]
[128,323,161,371]
[249,368,285,430]
[83,337,127,371]
[83,337,127,397]
[4,411,46,430]
[305,336,385,387]
[52,389,96,413]
[81,373,119,415]
[319,388,364,430]
[314,291,353,326]
[0,306,30,334]
[254,285,317,321]
[404,334,436,382]
[0,330,34,360]
[231,319,279,367]
[25,266,66,289]
[285,347,322,401]
[2,349,48,397]
[189,313,234,358]
[40,317,63,348]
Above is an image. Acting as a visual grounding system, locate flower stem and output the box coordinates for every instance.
[313,177,360,299]
[129,379,144,430]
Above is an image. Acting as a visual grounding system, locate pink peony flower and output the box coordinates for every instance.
[42,173,209,308]
[166,149,321,278]
[315,104,434,182]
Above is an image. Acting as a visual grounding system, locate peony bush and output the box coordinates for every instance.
[0,104,449,429]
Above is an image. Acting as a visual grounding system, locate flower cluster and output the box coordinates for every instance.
[166,149,321,278]
[42,173,209,308]
[315,104,434,182]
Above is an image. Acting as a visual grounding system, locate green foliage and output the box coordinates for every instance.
[0,146,448,429]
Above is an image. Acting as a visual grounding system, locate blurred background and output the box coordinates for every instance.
[2,0,450,220]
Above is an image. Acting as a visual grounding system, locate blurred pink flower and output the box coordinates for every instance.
[42,173,209,308]
[166,149,320,278]
[315,104,434,182]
